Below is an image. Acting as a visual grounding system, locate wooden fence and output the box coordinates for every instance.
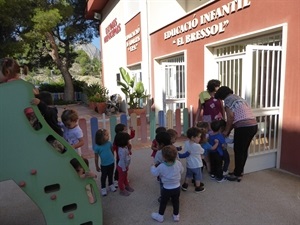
[79,108,191,158]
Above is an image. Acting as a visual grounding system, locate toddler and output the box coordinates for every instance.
[113,123,135,187]
[0,57,28,83]
[151,126,167,159]
[196,121,212,173]
[93,129,116,196]
[114,132,134,196]
[179,127,205,193]
[31,91,65,152]
[166,128,182,151]
[154,131,171,202]
[151,145,184,222]
[209,120,227,182]
[219,119,232,175]
[60,109,84,155]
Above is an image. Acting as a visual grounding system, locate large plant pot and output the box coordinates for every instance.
[89,101,96,111]
[128,108,146,125]
[96,102,107,114]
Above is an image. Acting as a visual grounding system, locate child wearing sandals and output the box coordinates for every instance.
[151,145,184,222]
[93,129,116,196]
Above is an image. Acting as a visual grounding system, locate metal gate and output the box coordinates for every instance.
[161,55,186,112]
[217,44,282,173]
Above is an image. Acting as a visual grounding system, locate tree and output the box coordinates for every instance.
[75,50,101,76]
[0,0,99,101]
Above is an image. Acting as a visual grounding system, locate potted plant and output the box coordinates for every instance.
[83,83,109,114]
[117,67,150,120]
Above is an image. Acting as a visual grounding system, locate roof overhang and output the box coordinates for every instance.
[85,0,108,20]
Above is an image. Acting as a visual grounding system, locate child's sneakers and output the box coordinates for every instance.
[216,177,227,183]
[120,189,130,196]
[173,214,180,222]
[109,184,117,192]
[125,186,134,192]
[223,170,229,176]
[113,180,118,188]
[101,188,107,196]
[181,183,188,191]
[195,186,206,193]
[151,212,164,223]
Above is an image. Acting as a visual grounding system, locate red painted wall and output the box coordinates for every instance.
[125,13,142,65]
[150,0,300,175]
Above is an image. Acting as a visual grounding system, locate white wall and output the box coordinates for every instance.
[147,0,186,33]
[100,0,127,96]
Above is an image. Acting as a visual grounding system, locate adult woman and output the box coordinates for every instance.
[195,79,224,123]
[214,86,258,181]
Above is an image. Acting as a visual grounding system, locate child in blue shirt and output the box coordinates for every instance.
[93,129,116,196]
[209,120,227,182]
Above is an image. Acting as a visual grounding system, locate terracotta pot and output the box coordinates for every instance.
[96,102,106,114]
[128,108,146,125]
[89,101,96,111]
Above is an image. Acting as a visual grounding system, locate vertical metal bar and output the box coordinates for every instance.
[270,50,275,107]
[268,115,276,150]
[260,50,264,108]
[275,51,281,107]
[228,59,232,87]
[265,50,270,107]
[274,114,278,150]
[233,59,236,90]
[254,50,259,108]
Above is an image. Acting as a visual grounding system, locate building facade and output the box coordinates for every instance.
[86,0,300,176]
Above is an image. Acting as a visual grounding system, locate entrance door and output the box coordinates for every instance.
[217,44,282,173]
[161,56,186,112]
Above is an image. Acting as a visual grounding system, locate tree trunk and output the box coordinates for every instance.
[61,66,74,101]
[46,32,74,101]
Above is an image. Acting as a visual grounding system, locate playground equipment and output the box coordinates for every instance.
[0,80,102,225]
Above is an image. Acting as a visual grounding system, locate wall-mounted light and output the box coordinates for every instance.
[94,12,101,21]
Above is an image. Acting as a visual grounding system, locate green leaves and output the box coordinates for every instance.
[118,67,149,109]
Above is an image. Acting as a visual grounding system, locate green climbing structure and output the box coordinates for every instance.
[0,80,103,225]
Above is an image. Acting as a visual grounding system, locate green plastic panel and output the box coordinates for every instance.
[0,80,102,225]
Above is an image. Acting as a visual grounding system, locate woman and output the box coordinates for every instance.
[195,79,224,123]
[214,86,258,181]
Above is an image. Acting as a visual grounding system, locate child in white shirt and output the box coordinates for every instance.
[178,127,205,193]
[151,145,184,222]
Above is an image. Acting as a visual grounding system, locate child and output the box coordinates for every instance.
[0,57,28,83]
[0,58,41,131]
[31,91,65,152]
[209,120,227,182]
[113,123,135,187]
[70,158,97,203]
[31,91,63,136]
[179,127,205,193]
[219,119,233,175]
[93,129,116,196]
[154,131,171,202]
[114,132,134,196]
[166,128,182,151]
[151,126,167,159]
[60,109,84,155]
[196,121,212,173]
[151,145,184,222]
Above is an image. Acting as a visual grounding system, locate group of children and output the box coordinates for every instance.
[1,57,234,222]
[150,119,233,222]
